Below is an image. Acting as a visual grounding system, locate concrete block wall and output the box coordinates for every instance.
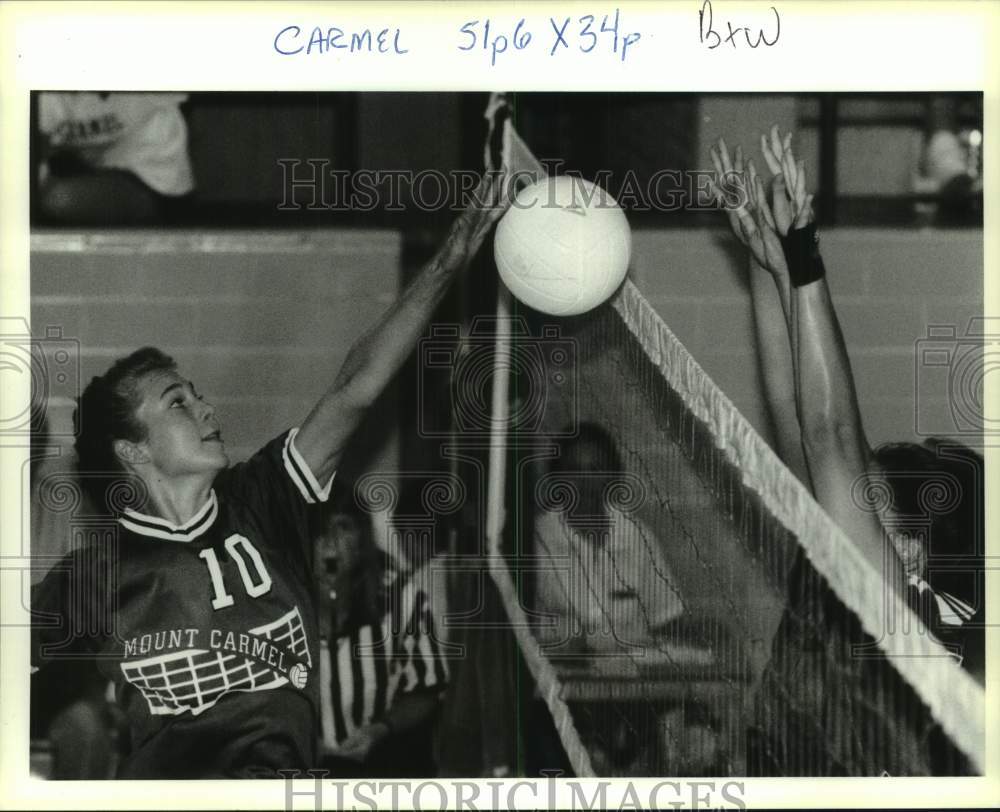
[695,95,940,198]
[28,225,981,660]
[31,224,983,471]
[31,230,403,470]
[629,227,984,452]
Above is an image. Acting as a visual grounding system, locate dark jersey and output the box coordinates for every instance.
[31,428,333,778]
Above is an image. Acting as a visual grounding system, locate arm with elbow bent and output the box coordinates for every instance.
[294,172,511,483]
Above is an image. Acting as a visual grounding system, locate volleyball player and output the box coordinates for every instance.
[710,129,983,774]
[29,171,510,778]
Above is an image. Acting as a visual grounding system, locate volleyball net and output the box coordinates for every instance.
[480,96,985,777]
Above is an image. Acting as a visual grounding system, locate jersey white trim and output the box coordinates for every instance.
[909,575,976,627]
[283,427,335,504]
[120,491,219,542]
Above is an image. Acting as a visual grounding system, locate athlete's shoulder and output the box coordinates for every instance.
[215,430,290,484]
[217,428,332,507]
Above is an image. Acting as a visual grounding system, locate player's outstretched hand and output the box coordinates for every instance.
[760,125,813,232]
[440,170,514,269]
[710,137,788,279]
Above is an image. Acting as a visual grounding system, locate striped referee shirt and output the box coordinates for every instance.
[319,556,449,752]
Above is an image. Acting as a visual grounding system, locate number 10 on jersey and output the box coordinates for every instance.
[199,535,274,609]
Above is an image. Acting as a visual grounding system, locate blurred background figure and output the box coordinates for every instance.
[36,92,194,225]
[913,95,983,226]
[533,422,685,655]
[313,486,450,777]
[656,701,730,776]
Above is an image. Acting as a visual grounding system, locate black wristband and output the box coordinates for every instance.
[780,223,826,288]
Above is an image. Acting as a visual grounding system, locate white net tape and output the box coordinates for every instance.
[610,278,985,771]
[481,93,984,775]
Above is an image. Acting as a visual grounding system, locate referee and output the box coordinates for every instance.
[314,490,450,777]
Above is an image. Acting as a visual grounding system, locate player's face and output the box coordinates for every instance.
[131,369,229,478]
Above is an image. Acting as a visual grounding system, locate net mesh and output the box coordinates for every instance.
[486,282,985,778]
[479,93,984,777]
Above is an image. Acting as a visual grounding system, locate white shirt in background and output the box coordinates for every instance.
[534,507,685,654]
[39,92,194,196]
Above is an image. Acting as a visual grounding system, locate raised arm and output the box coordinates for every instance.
[790,252,897,574]
[296,172,511,482]
[773,144,905,584]
[747,256,810,481]
[710,134,809,482]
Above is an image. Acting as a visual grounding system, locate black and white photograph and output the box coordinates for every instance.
[1,2,997,809]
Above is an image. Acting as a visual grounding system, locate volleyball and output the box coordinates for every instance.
[494,176,631,316]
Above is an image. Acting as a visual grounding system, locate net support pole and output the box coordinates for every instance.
[482,108,597,776]
[484,284,512,554]
[484,282,597,778]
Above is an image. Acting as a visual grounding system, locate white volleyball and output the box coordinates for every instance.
[494,176,631,316]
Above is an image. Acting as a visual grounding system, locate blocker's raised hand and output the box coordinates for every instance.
[710,137,788,279]
[760,125,813,232]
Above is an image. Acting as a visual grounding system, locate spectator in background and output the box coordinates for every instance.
[36,92,194,225]
[313,486,450,777]
[656,701,731,776]
[532,423,685,656]
[915,95,983,225]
